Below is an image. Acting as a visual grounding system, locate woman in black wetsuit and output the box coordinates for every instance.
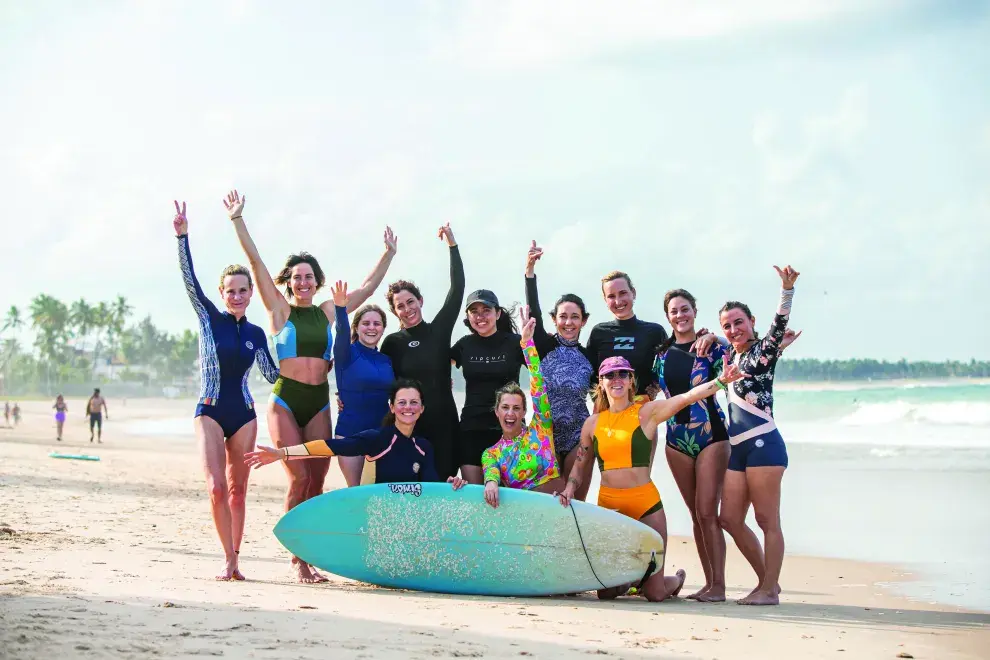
[380,223,464,481]
[450,290,522,484]
[585,271,668,399]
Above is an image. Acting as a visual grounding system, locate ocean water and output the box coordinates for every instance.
[128,381,990,611]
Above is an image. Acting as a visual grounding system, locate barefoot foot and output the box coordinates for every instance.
[231,568,246,581]
[215,558,237,581]
[696,585,726,602]
[685,585,712,600]
[669,569,687,598]
[295,562,329,584]
[738,589,779,606]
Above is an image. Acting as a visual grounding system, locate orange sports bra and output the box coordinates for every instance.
[593,400,653,471]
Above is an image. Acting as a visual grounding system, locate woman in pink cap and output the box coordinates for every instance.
[558,354,747,602]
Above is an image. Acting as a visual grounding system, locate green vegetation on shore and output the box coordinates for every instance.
[2,296,988,396]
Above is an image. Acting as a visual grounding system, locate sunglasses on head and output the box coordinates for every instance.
[603,370,633,380]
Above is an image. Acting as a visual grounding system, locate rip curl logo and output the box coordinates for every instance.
[755,439,765,448]
[388,483,422,497]
[613,337,635,351]
[245,341,254,350]
[408,340,421,348]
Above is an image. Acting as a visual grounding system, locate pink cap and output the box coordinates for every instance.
[599,356,633,377]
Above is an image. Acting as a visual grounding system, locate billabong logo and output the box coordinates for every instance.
[245,341,254,350]
[613,336,635,351]
[408,340,421,348]
[388,483,422,497]
[755,439,765,448]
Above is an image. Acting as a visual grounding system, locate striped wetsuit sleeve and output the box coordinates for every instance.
[760,288,794,355]
[254,340,280,383]
[482,444,502,485]
[177,235,220,319]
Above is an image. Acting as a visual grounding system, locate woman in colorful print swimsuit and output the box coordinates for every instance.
[523,240,594,501]
[717,265,800,606]
[474,307,564,508]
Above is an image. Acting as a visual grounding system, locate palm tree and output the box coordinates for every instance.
[69,298,93,366]
[29,294,70,391]
[90,301,112,380]
[106,295,133,379]
[1,305,22,335]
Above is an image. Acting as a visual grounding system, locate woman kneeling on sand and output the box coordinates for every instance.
[557,356,747,602]
[246,379,443,484]
[455,307,565,508]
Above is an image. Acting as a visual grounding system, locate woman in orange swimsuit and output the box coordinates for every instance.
[557,355,747,602]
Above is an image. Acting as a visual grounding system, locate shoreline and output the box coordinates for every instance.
[2,401,989,658]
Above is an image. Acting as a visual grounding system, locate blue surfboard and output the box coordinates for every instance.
[49,452,100,461]
[273,483,664,597]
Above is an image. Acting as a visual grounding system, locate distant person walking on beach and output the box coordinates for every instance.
[717,265,800,606]
[3,401,9,427]
[174,200,280,581]
[11,402,21,426]
[53,394,68,441]
[86,388,108,442]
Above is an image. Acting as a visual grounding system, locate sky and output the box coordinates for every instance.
[1,0,988,361]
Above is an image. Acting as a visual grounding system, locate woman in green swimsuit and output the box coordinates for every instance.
[226,190,398,583]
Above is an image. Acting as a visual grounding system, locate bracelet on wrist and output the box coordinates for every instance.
[230,215,243,221]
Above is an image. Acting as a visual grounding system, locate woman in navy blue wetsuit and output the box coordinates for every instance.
[174,201,279,581]
[718,265,801,606]
[329,280,395,486]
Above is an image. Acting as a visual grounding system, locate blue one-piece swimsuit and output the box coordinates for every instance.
[178,235,279,438]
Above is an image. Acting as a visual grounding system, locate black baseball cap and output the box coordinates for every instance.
[465,289,499,310]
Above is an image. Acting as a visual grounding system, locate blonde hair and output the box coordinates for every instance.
[591,373,639,413]
[600,270,636,296]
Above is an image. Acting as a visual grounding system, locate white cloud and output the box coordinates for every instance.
[426,0,897,71]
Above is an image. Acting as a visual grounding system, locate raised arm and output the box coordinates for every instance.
[173,201,220,319]
[330,282,354,371]
[524,240,556,355]
[519,308,553,442]
[430,223,466,331]
[334,227,398,315]
[223,190,290,328]
[760,265,799,352]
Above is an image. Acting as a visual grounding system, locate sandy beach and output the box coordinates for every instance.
[2,397,988,659]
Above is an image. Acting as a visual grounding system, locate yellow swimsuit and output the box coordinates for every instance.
[593,400,663,520]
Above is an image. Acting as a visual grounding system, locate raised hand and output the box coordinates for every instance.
[383,226,398,254]
[223,189,246,220]
[773,264,800,290]
[244,445,282,468]
[331,280,349,308]
[525,239,543,276]
[780,329,802,351]
[518,305,536,343]
[173,200,188,236]
[437,222,457,247]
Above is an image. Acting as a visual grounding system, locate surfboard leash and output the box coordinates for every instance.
[567,503,608,590]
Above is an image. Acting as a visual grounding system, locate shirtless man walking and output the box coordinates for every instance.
[86,388,109,442]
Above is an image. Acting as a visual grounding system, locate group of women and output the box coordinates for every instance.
[175,191,801,606]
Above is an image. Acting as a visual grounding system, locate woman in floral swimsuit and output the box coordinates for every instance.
[717,264,800,606]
